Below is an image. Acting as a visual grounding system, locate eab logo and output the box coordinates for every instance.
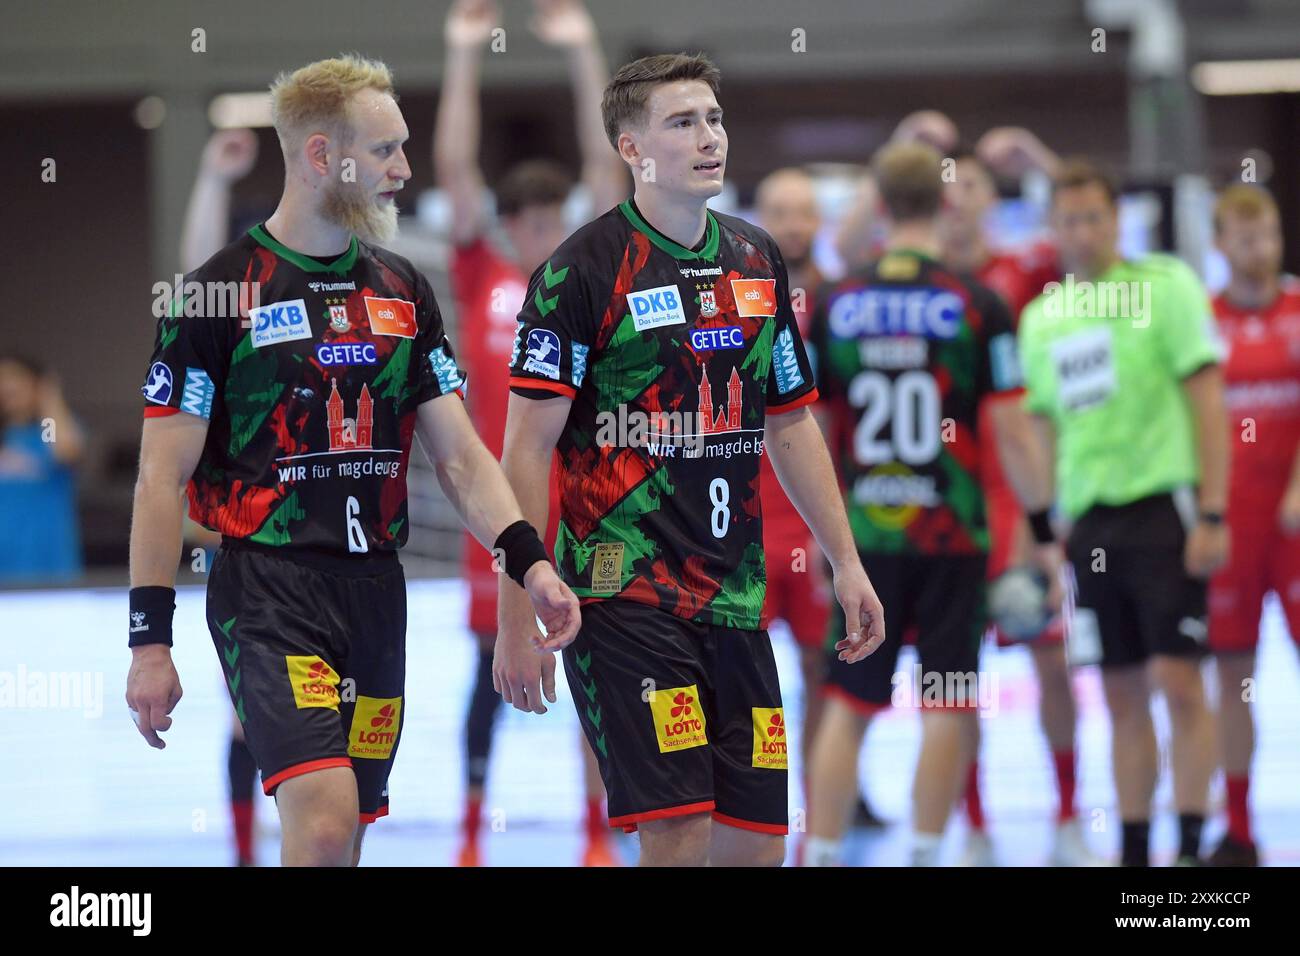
[751,707,788,769]
[627,284,685,332]
[249,298,312,348]
[347,695,402,759]
[772,327,804,394]
[572,342,590,388]
[180,368,215,420]
[429,345,465,394]
[285,656,340,710]
[649,685,708,754]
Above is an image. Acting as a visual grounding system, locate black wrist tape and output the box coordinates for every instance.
[493,520,549,589]
[129,586,176,648]
[1027,510,1055,546]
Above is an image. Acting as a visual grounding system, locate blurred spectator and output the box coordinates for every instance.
[0,356,85,582]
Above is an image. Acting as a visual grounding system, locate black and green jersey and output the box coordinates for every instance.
[508,199,818,630]
[808,249,1021,554]
[141,224,465,555]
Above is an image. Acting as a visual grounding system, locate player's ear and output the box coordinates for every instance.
[616,130,641,171]
[303,132,331,178]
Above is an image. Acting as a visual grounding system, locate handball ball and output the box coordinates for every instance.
[988,566,1050,642]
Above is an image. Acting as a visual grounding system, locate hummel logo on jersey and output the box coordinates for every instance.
[628,285,686,331]
[142,362,173,405]
[180,368,215,420]
[249,299,312,348]
[523,329,562,380]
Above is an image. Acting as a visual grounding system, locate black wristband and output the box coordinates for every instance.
[129,586,176,648]
[493,520,550,589]
[1199,510,1225,526]
[1027,509,1055,545]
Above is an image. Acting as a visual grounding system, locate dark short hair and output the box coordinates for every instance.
[495,160,573,217]
[872,141,944,221]
[1052,158,1119,207]
[601,53,722,149]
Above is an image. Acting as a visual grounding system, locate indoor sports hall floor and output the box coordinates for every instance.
[1,579,1297,867]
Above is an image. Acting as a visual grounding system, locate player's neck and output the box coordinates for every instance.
[631,188,709,251]
[263,201,354,259]
[1224,272,1279,310]
[944,234,988,274]
[886,222,941,260]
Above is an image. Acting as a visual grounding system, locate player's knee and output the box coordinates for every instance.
[639,814,710,866]
[1149,657,1207,718]
[750,834,786,867]
[296,810,358,866]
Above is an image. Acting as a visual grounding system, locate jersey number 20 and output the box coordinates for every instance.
[848,370,941,466]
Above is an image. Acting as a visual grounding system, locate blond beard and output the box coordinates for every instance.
[321,180,399,245]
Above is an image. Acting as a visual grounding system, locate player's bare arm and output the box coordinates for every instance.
[494,392,572,713]
[764,405,885,663]
[529,0,629,210]
[989,396,1066,607]
[414,391,579,650]
[434,0,497,245]
[1182,364,1230,577]
[125,413,207,749]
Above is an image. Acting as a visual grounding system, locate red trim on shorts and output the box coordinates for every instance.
[261,757,352,795]
[608,800,715,832]
[820,683,890,718]
[712,811,788,835]
[508,376,577,399]
[767,388,820,415]
[359,805,389,824]
[143,406,179,418]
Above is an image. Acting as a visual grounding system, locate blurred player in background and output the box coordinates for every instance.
[1018,160,1227,866]
[497,52,885,866]
[940,145,1100,866]
[804,142,1060,867]
[0,356,84,584]
[1207,184,1300,867]
[127,54,579,866]
[434,0,628,867]
[180,126,264,866]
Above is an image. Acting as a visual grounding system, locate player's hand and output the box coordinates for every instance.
[1279,485,1300,535]
[125,645,182,749]
[1185,521,1229,578]
[493,609,559,715]
[975,127,1058,179]
[199,129,258,184]
[530,0,595,48]
[832,561,886,663]
[1032,541,1067,615]
[446,0,500,49]
[523,561,581,651]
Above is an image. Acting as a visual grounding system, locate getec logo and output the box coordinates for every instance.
[649,685,708,754]
[689,325,744,352]
[315,342,377,367]
[249,298,312,348]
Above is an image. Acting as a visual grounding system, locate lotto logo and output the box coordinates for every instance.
[347,695,403,759]
[250,299,312,348]
[729,279,777,318]
[648,685,708,754]
[751,707,788,769]
[627,285,686,332]
[285,656,340,710]
[364,297,416,338]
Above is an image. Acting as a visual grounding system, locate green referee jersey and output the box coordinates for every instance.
[1017,253,1224,520]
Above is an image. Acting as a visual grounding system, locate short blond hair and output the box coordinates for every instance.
[1214,184,1278,234]
[270,54,395,151]
[872,141,943,221]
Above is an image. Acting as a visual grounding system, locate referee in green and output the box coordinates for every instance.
[1018,160,1229,866]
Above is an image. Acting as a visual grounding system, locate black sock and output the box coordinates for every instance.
[1121,820,1150,867]
[1179,813,1204,861]
[227,735,257,802]
[465,643,501,789]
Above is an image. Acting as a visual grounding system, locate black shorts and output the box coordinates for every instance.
[823,552,987,713]
[562,599,788,835]
[1066,492,1209,668]
[207,540,407,822]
